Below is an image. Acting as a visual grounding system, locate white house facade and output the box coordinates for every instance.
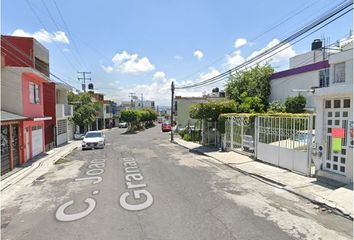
[313,42,353,184]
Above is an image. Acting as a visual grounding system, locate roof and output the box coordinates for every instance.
[1,110,28,121]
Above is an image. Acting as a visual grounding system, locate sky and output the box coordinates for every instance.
[2,0,353,106]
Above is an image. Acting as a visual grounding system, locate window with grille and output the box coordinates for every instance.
[319,68,329,87]
[58,120,67,135]
[29,82,40,104]
[333,63,345,83]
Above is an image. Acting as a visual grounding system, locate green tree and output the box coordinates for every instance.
[285,95,307,113]
[189,100,237,121]
[121,110,140,130]
[68,92,100,131]
[225,64,274,112]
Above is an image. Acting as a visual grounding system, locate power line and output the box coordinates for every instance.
[176,0,329,82]
[175,0,352,89]
[25,0,80,72]
[1,38,80,90]
[51,0,90,70]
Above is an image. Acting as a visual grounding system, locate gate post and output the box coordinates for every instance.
[230,117,234,150]
[255,116,259,159]
[306,115,313,176]
[241,116,244,151]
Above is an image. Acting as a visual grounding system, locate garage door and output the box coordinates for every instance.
[32,125,43,157]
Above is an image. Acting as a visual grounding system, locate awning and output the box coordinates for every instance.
[1,110,29,122]
[32,116,52,121]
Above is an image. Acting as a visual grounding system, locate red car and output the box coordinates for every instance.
[161,122,171,132]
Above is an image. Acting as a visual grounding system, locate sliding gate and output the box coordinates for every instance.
[256,115,313,175]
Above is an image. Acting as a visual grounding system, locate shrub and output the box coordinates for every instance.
[268,100,286,113]
[285,95,306,113]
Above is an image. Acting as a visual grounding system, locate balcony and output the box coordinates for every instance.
[56,104,73,118]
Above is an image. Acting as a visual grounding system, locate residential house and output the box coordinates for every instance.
[103,100,113,128]
[89,92,104,130]
[1,111,28,175]
[175,89,226,129]
[1,35,52,173]
[268,37,353,183]
[269,39,331,110]
[55,83,74,146]
[313,41,353,184]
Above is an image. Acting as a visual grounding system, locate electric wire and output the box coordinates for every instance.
[175,1,353,89]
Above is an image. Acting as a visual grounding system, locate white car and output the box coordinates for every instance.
[118,122,128,128]
[82,131,105,150]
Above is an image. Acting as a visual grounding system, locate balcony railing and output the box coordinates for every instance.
[56,104,73,118]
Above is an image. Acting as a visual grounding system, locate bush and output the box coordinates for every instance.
[268,100,286,113]
[183,133,192,141]
[285,95,306,113]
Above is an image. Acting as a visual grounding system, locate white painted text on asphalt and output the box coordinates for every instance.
[56,158,106,222]
[119,157,153,211]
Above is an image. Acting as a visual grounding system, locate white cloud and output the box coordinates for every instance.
[106,51,155,74]
[193,50,204,60]
[174,55,183,60]
[234,38,247,49]
[11,29,69,44]
[246,38,296,67]
[102,65,113,73]
[63,48,70,52]
[153,71,166,81]
[198,68,220,81]
[226,50,245,68]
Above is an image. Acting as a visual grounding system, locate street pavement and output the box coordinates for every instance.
[1,125,353,240]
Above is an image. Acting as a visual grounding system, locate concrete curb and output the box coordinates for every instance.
[1,142,79,192]
[173,140,353,220]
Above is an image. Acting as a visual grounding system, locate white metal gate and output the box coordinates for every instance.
[323,98,352,175]
[256,115,313,175]
[31,126,43,157]
[224,116,255,156]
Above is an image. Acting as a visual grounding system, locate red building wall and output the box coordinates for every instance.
[43,82,56,151]
[1,36,34,67]
[22,72,46,117]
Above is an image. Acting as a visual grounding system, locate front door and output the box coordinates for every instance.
[11,124,20,167]
[25,127,30,161]
[324,98,351,175]
[31,125,43,157]
[1,125,11,175]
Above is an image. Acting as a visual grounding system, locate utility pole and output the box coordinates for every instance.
[77,71,91,92]
[129,92,135,108]
[141,93,144,108]
[170,81,175,142]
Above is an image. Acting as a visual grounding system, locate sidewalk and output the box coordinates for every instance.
[174,138,353,219]
[1,140,81,191]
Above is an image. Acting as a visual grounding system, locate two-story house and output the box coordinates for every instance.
[1,35,53,175]
[55,83,74,146]
[103,100,113,128]
[313,41,353,184]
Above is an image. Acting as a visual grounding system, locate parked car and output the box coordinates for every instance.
[118,122,128,128]
[74,132,85,140]
[82,131,105,150]
[161,122,171,132]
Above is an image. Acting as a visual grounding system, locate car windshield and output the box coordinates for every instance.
[85,132,102,138]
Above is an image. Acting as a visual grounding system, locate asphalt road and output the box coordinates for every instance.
[2,125,353,240]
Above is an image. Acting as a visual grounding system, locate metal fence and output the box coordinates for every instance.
[223,114,314,175]
[224,115,255,156]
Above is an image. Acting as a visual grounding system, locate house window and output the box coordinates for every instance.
[333,63,345,83]
[319,68,329,87]
[29,82,40,104]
